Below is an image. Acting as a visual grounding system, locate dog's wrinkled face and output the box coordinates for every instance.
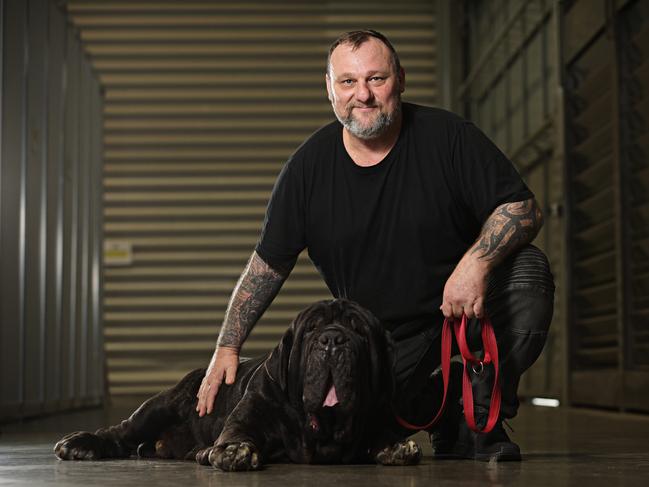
[302,314,365,413]
[291,299,393,445]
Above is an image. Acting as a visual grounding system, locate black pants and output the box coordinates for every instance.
[391,245,555,431]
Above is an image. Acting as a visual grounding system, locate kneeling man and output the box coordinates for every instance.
[196,29,555,462]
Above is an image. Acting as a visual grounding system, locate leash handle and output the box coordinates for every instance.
[454,314,501,433]
[394,314,501,434]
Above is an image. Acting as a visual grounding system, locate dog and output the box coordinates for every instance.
[54,299,421,470]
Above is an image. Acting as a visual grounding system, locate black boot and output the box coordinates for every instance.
[429,405,461,456]
[441,406,521,461]
[428,361,463,456]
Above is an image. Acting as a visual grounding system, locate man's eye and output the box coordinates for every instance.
[370,77,385,82]
[341,79,354,85]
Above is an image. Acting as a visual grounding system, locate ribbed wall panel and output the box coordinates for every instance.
[66,0,438,396]
[1,0,104,420]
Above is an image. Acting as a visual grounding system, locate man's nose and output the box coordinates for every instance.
[354,82,372,103]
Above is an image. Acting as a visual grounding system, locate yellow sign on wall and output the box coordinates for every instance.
[104,240,132,266]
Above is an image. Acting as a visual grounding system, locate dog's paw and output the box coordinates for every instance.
[195,447,212,466]
[206,442,261,471]
[375,439,422,466]
[54,432,105,461]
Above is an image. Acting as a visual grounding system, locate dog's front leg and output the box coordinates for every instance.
[199,441,261,471]
[195,390,268,471]
[197,364,290,472]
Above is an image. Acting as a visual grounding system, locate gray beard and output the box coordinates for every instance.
[335,102,401,140]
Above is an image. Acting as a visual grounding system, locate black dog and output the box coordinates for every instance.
[54,299,421,470]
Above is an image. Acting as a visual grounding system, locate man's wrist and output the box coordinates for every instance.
[215,341,241,354]
[461,251,492,275]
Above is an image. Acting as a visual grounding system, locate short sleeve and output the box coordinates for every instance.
[255,156,306,268]
[451,121,534,223]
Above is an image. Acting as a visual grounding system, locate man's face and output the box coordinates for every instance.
[326,38,405,140]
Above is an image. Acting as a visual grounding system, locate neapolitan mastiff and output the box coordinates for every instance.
[54,299,422,470]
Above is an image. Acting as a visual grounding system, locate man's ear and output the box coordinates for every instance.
[325,73,333,102]
[398,67,406,93]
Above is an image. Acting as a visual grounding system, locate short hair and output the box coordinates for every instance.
[326,30,401,77]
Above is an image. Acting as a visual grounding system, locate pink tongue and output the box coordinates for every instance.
[323,384,339,407]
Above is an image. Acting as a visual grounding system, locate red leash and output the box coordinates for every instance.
[395,314,501,434]
[394,318,453,431]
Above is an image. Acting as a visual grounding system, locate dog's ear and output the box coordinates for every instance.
[373,327,396,403]
[364,313,396,407]
[285,300,331,406]
[264,325,294,393]
[263,305,314,406]
[340,301,395,408]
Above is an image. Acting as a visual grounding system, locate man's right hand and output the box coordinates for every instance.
[196,346,239,417]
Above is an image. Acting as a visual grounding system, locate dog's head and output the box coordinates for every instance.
[265,299,395,453]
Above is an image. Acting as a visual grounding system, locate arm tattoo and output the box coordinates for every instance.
[470,198,543,266]
[216,251,295,351]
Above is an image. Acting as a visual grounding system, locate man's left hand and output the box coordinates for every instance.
[440,255,489,320]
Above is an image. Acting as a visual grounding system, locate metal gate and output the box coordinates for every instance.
[565,0,649,412]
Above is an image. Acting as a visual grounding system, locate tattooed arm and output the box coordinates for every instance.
[440,198,543,320]
[217,251,294,349]
[196,251,296,416]
[470,198,543,266]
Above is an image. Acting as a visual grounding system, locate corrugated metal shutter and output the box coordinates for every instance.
[566,32,619,372]
[65,0,438,396]
[564,7,622,409]
[564,0,649,411]
[619,0,649,411]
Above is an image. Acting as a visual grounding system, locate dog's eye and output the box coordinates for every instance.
[304,322,318,334]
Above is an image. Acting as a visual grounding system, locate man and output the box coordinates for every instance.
[195,30,554,462]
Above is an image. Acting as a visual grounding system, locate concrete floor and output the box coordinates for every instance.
[1,400,649,486]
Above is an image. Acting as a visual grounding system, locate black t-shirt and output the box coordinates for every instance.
[255,103,533,332]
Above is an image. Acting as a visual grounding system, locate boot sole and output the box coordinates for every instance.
[475,451,522,462]
[435,443,522,462]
